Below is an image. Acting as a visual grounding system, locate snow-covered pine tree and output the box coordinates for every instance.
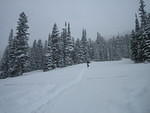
[64,23,74,66]
[51,23,60,68]
[130,30,138,61]
[135,31,145,62]
[30,40,38,70]
[135,13,140,32]
[61,27,67,66]
[31,40,37,70]
[0,47,9,78]
[13,12,30,76]
[130,12,144,62]
[80,29,89,63]
[36,39,44,70]
[134,0,148,62]
[147,13,150,24]
[74,38,82,64]
[27,47,32,72]
[43,40,49,71]
[87,39,94,60]
[43,40,48,57]
[47,34,54,69]
[7,29,16,75]
[0,29,15,77]
[142,15,150,62]
[70,37,76,64]
[139,0,147,28]
[58,30,65,67]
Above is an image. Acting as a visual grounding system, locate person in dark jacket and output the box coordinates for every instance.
[87,60,90,67]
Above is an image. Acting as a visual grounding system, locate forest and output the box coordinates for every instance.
[0,0,150,79]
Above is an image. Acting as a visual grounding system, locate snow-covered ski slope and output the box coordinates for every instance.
[0,59,150,113]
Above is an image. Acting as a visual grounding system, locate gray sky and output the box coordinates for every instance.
[0,0,150,54]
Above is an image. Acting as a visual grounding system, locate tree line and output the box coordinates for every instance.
[0,0,149,79]
[0,13,130,78]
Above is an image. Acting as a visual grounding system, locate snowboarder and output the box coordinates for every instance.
[87,60,90,68]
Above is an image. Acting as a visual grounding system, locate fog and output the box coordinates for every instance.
[0,0,150,54]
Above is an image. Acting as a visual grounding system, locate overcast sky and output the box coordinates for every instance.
[0,0,150,54]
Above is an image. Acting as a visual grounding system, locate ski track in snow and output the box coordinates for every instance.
[0,59,150,113]
[31,67,85,113]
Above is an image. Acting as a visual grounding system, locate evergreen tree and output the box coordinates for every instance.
[61,27,67,66]
[47,34,54,69]
[43,40,49,71]
[142,18,150,62]
[130,14,141,62]
[43,40,48,55]
[130,0,149,63]
[88,39,94,60]
[71,37,76,64]
[30,40,38,70]
[80,29,89,62]
[130,30,138,61]
[58,31,65,67]
[60,22,74,66]
[135,13,140,32]
[0,29,17,77]
[147,13,150,24]
[7,29,17,75]
[138,0,150,62]
[93,41,100,61]
[51,23,60,68]
[0,47,9,78]
[137,33,145,62]
[13,12,30,76]
[64,23,74,66]
[36,39,44,70]
[132,0,149,63]
[74,38,82,64]
[139,0,147,28]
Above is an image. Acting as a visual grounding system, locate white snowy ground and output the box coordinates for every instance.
[0,59,150,113]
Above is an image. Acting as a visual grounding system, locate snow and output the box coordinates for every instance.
[0,59,150,113]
